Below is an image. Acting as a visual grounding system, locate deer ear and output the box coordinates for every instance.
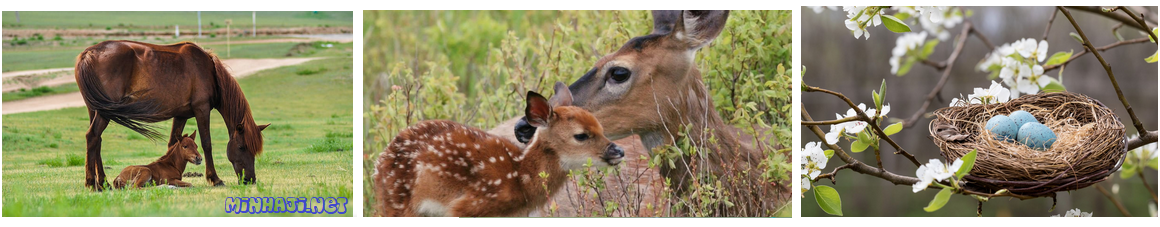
[670,10,730,50]
[651,10,683,34]
[258,124,270,131]
[525,91,552,128]
[548,82,573,107]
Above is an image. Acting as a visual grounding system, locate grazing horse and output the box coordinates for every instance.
[76,40,270,191]
[112,132,203,189]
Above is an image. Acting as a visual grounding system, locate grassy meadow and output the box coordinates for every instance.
[2,11,352,29]
[2,57,354,216]
[364,11,792,217]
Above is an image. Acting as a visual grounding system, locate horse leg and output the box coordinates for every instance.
[85,110,111,191]
[194,112,225,186]
[168,117,189,147]
[168,179,193,187]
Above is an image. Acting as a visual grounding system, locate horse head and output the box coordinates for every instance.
[226,121,269,184]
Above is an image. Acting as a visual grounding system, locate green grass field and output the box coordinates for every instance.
[2,83,79,102]
[2,11,352,29]
[2,41,353,72]
[2,57,354,216]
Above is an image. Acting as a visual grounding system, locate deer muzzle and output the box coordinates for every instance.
[602,144,625,165]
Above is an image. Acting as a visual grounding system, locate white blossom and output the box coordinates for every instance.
[890,32,928,75]
[1051,208,1093,217]
[916,7,962,41]
[912,158,963,193]
[1015,65,1050,95]
[966,80,1011,105]
[801,142,830,195]
[1128,134,1158,161]
[807,6,838,14]
[844,6,882,40]
[917,6,948,24]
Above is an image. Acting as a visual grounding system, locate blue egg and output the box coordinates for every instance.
[1008,110,1038,128]
[1017,122,1057,150]
[986,115,1019,141]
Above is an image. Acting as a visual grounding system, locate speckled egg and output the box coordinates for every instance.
[986,115,1019,141]
[1017,122,1057,150]
[1008,110,1038,128]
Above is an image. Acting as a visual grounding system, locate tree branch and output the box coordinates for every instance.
[804,86,922,167]
[1094,184,1133,217]
[1064,6,1154,33]
[1127,130,1158,151]
[1113,6,1159,42]
[903,22,974,128]
[1137,170,1159,203]
[803,107,921,185]
[1043,8,1059,41]
[801,116,861,126]
[1059,6,1150,138]
[1042,37,1151,72]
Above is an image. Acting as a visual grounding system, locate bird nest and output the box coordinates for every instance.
[928,92,1127,197]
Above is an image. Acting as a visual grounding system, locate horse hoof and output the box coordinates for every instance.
[213,181,225,187]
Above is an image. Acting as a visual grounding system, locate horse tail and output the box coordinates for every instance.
[75,47,164,140]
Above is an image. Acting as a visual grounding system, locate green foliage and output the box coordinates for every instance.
[3,84,80,102]
[956,149,977,179]
[924,187,954,212]
[364,10,791,217]
[814,185,843,216]
[1044,50,1074,66]
[881,15,911,33]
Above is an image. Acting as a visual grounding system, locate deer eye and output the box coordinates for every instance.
[573,133,589,142]
[608,67,631,83]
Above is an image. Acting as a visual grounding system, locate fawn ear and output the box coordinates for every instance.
[548,82,573,107]
[258,124,270,131]
[525,91,552,128]
[670,10,729,50]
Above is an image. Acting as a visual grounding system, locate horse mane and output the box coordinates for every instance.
[184,43,264,156]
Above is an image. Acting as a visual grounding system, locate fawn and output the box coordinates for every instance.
[374,83,625,216]
[112,132,203,189]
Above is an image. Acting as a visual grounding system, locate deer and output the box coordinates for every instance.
[488,10,779,216]
[374,83,625,217]
[112,131,203,189]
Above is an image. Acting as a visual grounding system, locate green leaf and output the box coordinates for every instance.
[824,149,835,159]
[880,14,911,33]
[1119,162,1137,179]
[1146,51,1158,63]
[877,79,887,109]
[814,185,843,216]
[851,140,869,153]
[883,122,904,136]
[924,187,954,212]
[898,58,916,76]
[1149,157,1158,169]
[1041,77,1067,93]
[920,40,940,59]
[955,149,977,179]
[1044,50,1073,66]
[873,90,882,111]
[1069,32,1084,44]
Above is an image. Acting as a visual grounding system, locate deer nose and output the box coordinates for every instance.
[602,144,625,165]
[514,116,535,144]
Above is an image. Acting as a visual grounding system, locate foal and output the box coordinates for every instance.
[113,132,203,189]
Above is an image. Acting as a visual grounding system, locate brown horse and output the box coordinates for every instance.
[76,40,269,191]
[112,131,203,189]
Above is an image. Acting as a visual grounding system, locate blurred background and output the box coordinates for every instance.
[802,6,1157,217]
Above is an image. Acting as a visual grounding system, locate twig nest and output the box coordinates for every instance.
[928,92,1127,197]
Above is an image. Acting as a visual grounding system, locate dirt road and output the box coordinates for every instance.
[2,57,324,115]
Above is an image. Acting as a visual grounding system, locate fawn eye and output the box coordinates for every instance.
[573,133,589,142]
[608,67,631,83]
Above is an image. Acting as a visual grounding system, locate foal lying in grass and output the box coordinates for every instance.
[113,132,203,189]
